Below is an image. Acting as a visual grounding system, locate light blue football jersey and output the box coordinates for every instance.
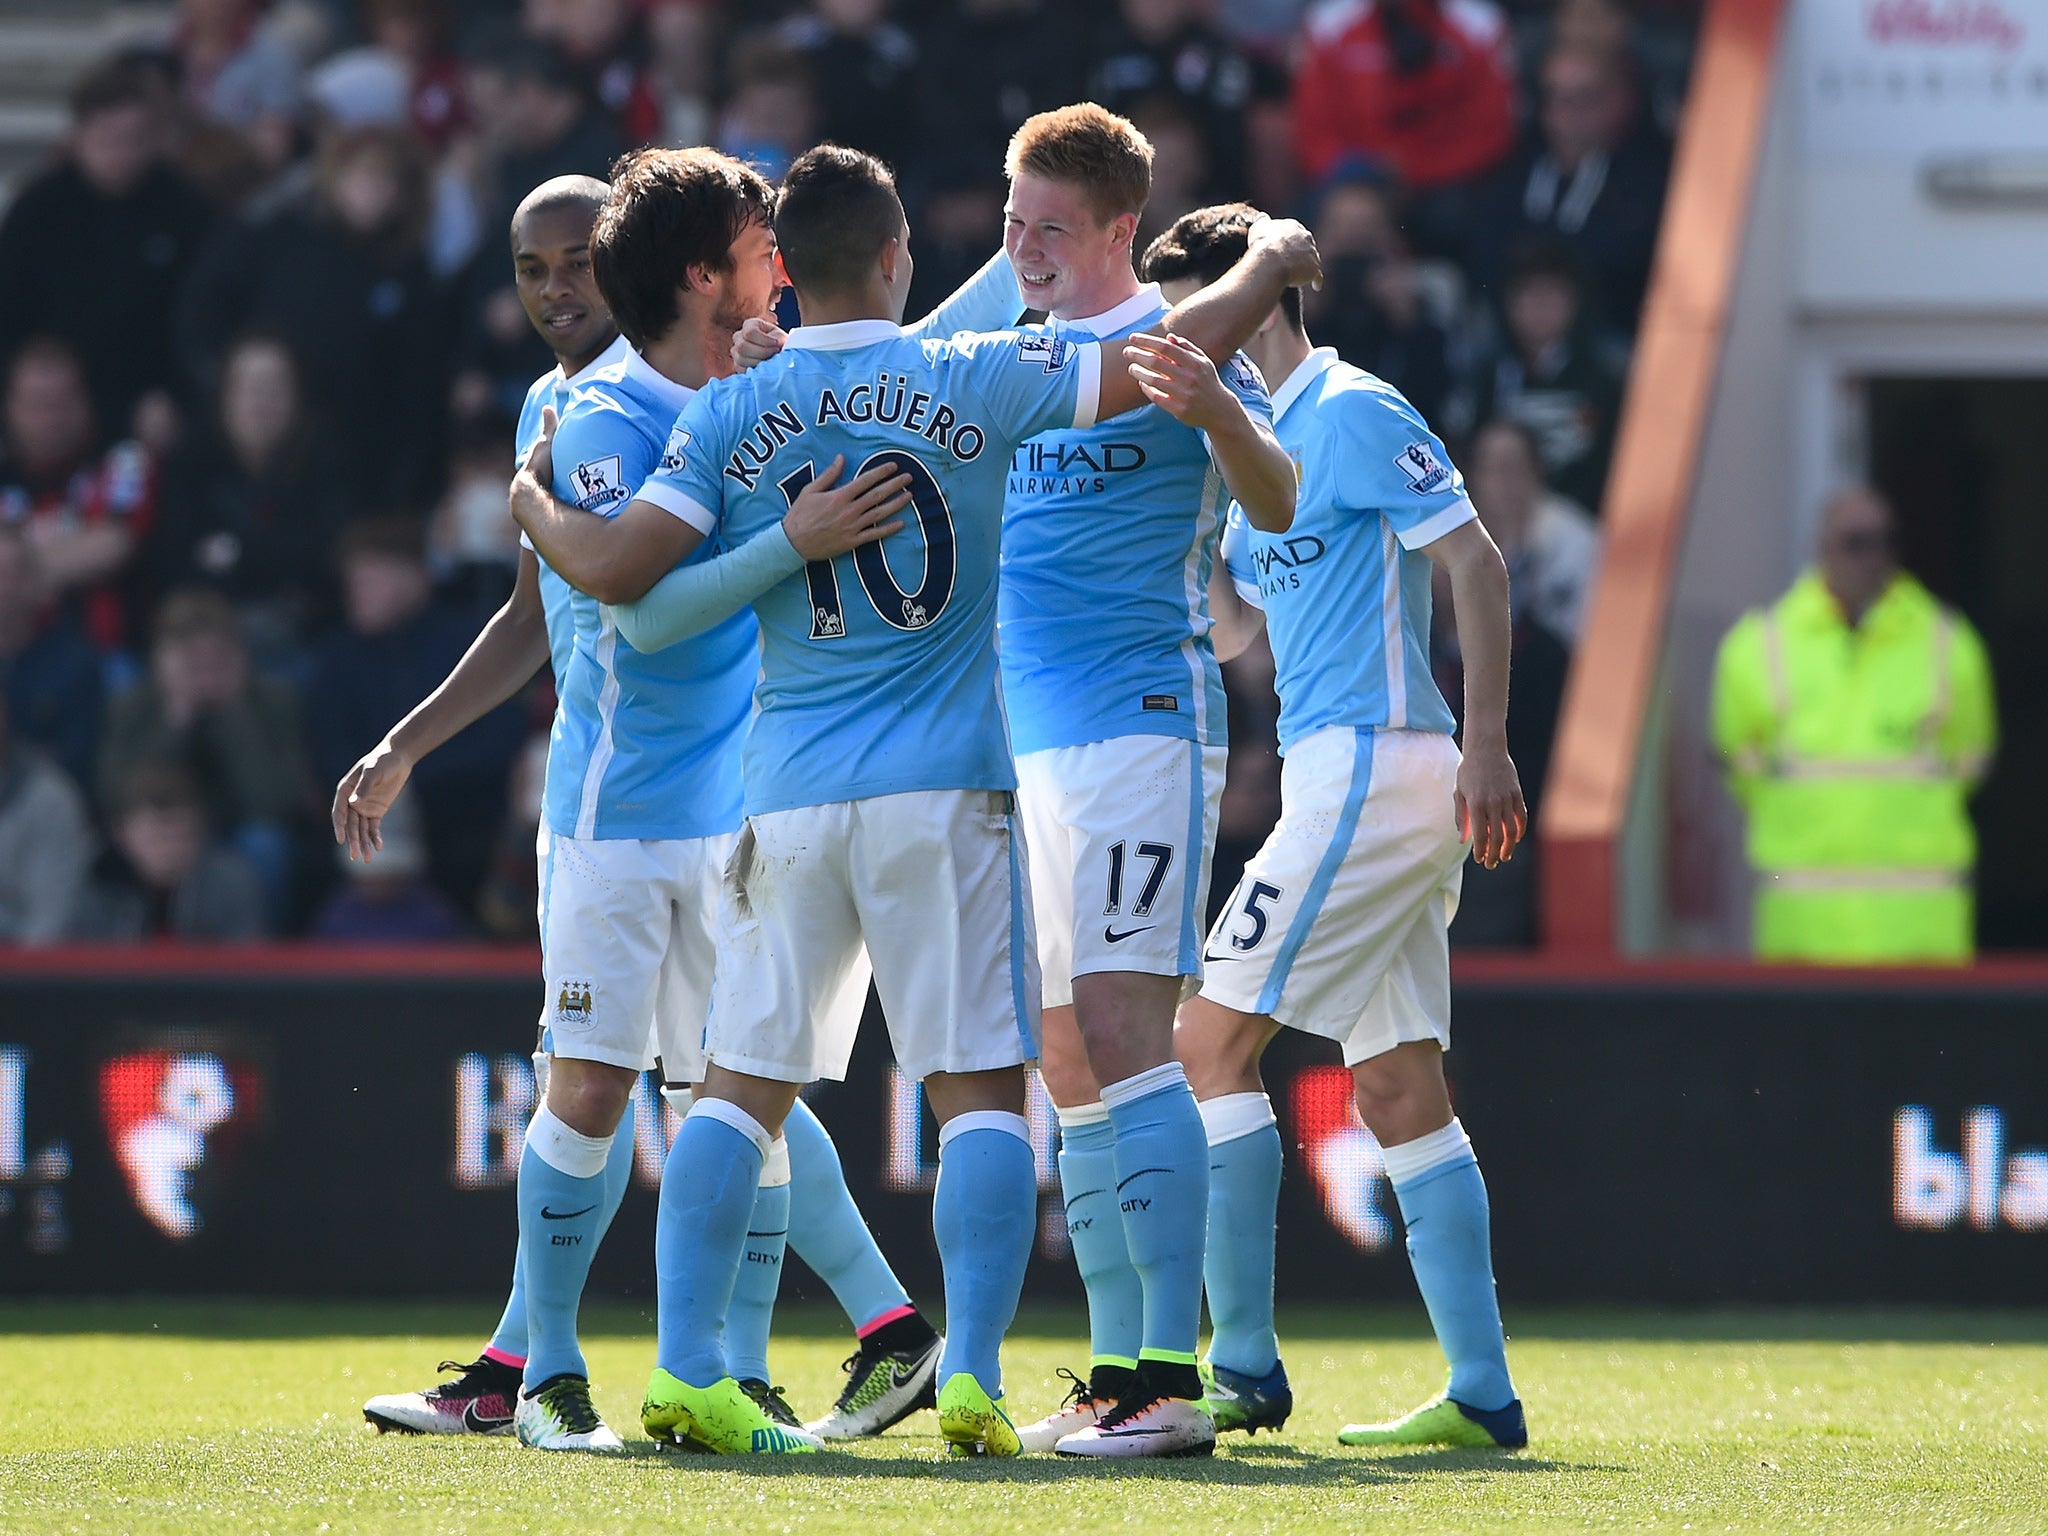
[539,346,757,841]
[518,334,633,686]
[635,319,1099,815]
[1221,348,1475,750]
[999,283,1273,756]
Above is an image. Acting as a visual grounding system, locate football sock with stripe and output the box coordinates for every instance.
[1199,1092,1283,1378]
[782,1095,914,1332]
[515,1106,616,1389]
[1055,1103,1143,1382]
[1103,1062,1210,1399]
[932,1112,1036,1395]
[724,1137,791,1386]
[654,1100,770,1389]
[1384,1118,1516,1412]
[487,1112,636,1366]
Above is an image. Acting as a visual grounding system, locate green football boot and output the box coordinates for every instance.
[642,1369,821,1454]
[1338,1394,1527,1450]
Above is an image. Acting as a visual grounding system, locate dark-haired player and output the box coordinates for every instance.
[1146,203,1529,1452]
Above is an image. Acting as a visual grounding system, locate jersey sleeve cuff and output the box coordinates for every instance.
[1396,495,1479,552]
[1070,341,1102,431]
[634,477,718,535]
[518,531,534,552]
[1231,574,1266,610]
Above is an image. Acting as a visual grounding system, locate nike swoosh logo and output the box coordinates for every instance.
[1201,949,1231,964]
[1104,924,1156,943]
[1115,1167,1173,1190]
[539,1205,596,1221]
[463,1399,512,1433]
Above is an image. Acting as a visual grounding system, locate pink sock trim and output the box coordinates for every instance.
[855,1304,916,1339]
[480,1345,526,1369]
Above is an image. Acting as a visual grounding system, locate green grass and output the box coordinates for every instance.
[4,1302,2045,1534]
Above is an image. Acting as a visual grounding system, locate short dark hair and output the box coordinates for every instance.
[775,145,905,300]
[69,58,155,124]
[153,587,242,648]
[510,173,608,249]
[1141,201,1302,330]
[337,516,428,566]
[119,758,204,817]
[592,147,777,347]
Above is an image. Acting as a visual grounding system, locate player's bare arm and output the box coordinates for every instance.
[1090,217,1322,422]
[1206,547,1267,664]
[1124,330,1294,532]
[332,545,551,863]
[1424,519,1526,870]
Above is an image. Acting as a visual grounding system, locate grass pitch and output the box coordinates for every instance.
[4,1302,2044,1535]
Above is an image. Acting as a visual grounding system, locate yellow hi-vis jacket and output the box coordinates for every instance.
[1710,571,1995,963]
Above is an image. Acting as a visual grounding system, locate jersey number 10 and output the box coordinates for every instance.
[778,450,958,641]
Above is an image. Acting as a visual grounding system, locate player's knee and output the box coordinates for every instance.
[1350,1046,1449,1144]
[1174,996,1270,1099]
[545,1058,636,1137]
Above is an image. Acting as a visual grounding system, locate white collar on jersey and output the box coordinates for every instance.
[1268,346,1342,422]
[784,318,904,351]
[1048,282,1165,338]
[620,346,695,411]
[561,331,633,386]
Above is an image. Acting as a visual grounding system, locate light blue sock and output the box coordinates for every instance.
[725,1149,791,1385]
[489,1114,636,1364]
[654,1104,768,1388]
[1104,1063,1210,1367]
[516,1107,617,1389]
[783,1096,912,1331]
[931,1114,1036,1394]
[1056,1106,1142,1374]
[1386,1119,1515,1412]
[1199,1094,1283,1378]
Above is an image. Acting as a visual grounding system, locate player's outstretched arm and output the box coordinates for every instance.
[509,406,705,605]
[1425,519,1526,870]
[1125,331,1293,532]
[611,456,911,653]
[1094,217,1322,423]
[333,547,550,863]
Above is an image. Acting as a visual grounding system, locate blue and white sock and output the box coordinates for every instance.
[516,1106,616,1389]
[1055,1103,1142,1378]
[487,1113,636,1368]
[783,1095,913,1332]
[654,1099,770,1389]
[1103,1062,1210,1375]
[932,1111,1036,1395]
[725,1136,791,1386]
[1384,1118,1516,1412]
[1199,1092,1283,1379]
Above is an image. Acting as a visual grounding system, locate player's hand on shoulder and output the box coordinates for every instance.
[1248,217,1324,291]
[1124,331,1239,432]
[780,454,912,562]
[332,738,415,865]
[1454,736,1527,871]
[733,318,788,372]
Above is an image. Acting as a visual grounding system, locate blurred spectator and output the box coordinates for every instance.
[469,40,627,242]
[0,340,155,653]
[97,589,307,911]
[312,785,465,940]
[903,163,1010,324]
[476,725,549,938]
[1711,487,1997,964]
[428,417,522,611]
[174,0,305,176]
[1130,96,1216,256]
[1459,242,1621,511]
[914,0,1082,183]
[153,334,353,666]
[0,527,103,788]
[0,691,95,946]
[71,757,270,942]
[364,0,467,147]
[775,0,922,178]
[1089,0,1266,203]
[176,126,451,512]
[0,61,216,447]
[1302,171,1452,425]
[525,0,663,144]
[1465,416,1600,646]
[716,37,819,183]
[1292,0,1516,254]
[309,519,525,916]
[1472,42,1671,332]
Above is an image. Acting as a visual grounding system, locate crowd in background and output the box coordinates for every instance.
[0,0,1698,947]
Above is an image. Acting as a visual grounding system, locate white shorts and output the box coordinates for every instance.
[1198,727,1465,1065]
[706,789,1040,1084]
[535,825,734,1083]
[1016,736,1229,1009]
